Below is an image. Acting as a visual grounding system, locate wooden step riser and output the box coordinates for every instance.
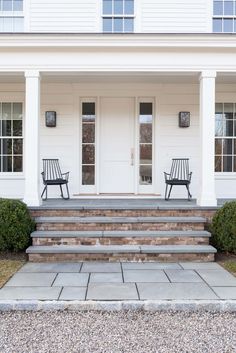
[36,222,205,232]
[28,252,215,262]
[30,209,215,221]
[33,236,209,246]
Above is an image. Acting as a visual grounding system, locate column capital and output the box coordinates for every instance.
[199,70,217,80]
[24,70,40,79]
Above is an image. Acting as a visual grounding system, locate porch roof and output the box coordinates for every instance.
[0,33,236,49]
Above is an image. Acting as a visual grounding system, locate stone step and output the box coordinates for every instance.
[35,216,206,231]
[30,208,216,221]
[31,230,210,246]
[31,230,211,238]
[35,216,206,223]
[26,244,216,262]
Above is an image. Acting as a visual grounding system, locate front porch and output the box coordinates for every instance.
[1,34,236,207]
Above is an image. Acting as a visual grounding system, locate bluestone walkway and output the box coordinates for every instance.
[0,262,236,301]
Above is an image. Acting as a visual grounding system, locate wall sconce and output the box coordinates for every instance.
[179,111,190,128]
[45,111,57,127]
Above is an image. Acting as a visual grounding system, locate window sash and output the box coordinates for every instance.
[215,102,236,172]
[0,102,23,173]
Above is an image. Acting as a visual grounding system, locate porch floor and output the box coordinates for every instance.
[29,198,230,210]
[0,261,236,301]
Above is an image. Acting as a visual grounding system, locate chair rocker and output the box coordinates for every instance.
[41,159,70,200]
[164,158,192,201]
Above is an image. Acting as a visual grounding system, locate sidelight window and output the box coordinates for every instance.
[139,102,153,185]
[81,102,96,185]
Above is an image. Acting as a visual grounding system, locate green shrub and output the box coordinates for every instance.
[0,199,35,252]
[211,201,236,254]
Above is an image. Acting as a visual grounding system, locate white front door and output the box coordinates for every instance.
[100,97,135,193]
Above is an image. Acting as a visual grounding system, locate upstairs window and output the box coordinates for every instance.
[0,0,24,32]
[103,0,134,33]
[213,0,236,32]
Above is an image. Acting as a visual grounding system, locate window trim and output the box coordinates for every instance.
[0,101,24,175]
[102,0,135,33]
[214,102,236,173]
[213,0,236,32]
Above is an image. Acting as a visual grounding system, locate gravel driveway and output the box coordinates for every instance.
[0,311,236,353]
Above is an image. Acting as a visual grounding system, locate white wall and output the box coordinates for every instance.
[28,0,100,33]
[139,0,212,33]
[27,0,212,34]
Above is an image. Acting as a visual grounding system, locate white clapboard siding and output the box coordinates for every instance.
[29,0,99,33]
[139,0,211,33]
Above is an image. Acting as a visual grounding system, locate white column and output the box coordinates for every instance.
[197,70,217,207]
[23,70,41,206]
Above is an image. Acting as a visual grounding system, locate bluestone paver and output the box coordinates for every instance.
[59,287,87,300]
[165,270,203,283]
[0,287,61,300]
[122,262,182,270]
[90,273,123,283]
[87,283,138,300]
[19,262,82,273]
[53,273,89,287]
[81,262,121,273]
[196,270,236,286]
[212,287,236,300]
[123,270,169,283]
[180,262,223,270]
[5,273,56,287]
[137,283,218,300]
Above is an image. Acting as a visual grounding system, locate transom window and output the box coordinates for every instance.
[213,1,236,32]
[0,0,24,32]
[0,102,23,173]
[215,103,236,172]
[103,0,134,33]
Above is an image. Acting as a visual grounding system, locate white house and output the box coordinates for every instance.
[0,0,236,207]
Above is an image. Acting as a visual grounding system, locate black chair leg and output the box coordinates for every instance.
[165,184,169,200]
[61,183,70,200]
[186,185,192,201]
[41,185,47,200]
[60,184,63,198]
[167,185,173,200]
[66,183,70,199]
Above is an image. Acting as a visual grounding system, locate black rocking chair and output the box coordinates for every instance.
[41,159,70,200]
[164,158,192,201]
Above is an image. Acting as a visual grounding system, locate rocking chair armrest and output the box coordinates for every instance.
[188,172,193,182]
[41,171,45,181]
[164,172,171,181]
[62,171,70,181]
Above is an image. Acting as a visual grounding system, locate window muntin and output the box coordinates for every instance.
[215,103,236,172]
[139,102,153,185]
[81,102,96,185]
[0,102,23,173]
[0,0,23,32]
[213,0,236,32]
[102,0,134,33]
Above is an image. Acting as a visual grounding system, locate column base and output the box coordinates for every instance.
[197,197,217,207]
[23,197,42,207]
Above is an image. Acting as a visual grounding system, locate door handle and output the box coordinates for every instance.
[131,148,134,166]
